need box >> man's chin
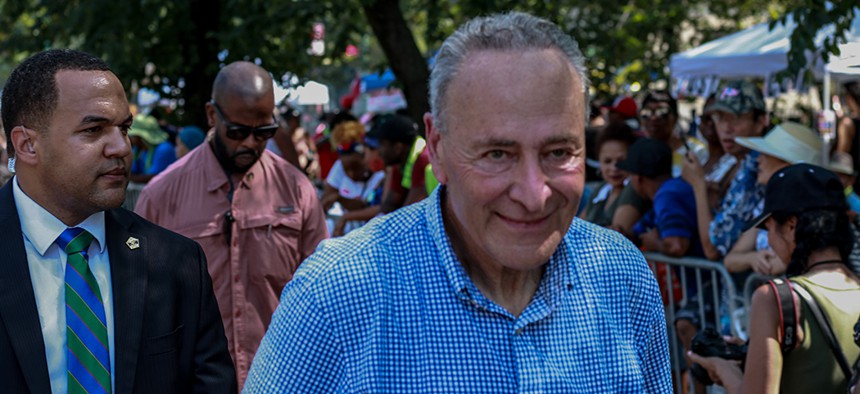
[232,154,260,172]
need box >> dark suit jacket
[0,182,237,393]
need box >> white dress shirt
[13,177,115,394]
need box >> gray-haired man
[245,12,670,392]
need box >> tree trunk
[182,0,222,128]
[361,0,430,133]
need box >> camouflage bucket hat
[706,80,765,116]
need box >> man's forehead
[55,69,121,91]
[448,49,582,105]
[53,69,130,120]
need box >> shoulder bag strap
[792,281,853,379]
[769,278,798,354]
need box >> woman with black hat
[689,163,860,393]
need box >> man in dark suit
[0,49,236,393]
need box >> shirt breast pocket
[238,211,304,281]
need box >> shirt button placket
[230,200,246,370]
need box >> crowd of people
[1,10,859,394]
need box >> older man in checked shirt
[245,12,670,393]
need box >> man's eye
[119,125,131,135]
[486,150,507,160]
[548,149,571,159]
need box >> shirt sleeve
[134,186,159,223]
[654,182,695,240]
[146,143,177,175]
[633,210,656,237]
[638,293,673,393]
[326,160,345,189]
[623,250,672,393]
[243,279,342,393]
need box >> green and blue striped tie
[57,227,111,394]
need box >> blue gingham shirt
[245,188,671,393]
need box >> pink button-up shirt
[135,143,327,387]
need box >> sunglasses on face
[639,107,672,120]
[211,101,279,141]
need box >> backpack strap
[792,281,854,380]
[768,278,798,354]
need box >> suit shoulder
[109,208,200,248]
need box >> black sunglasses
[211,101,279,141]
[639,107,672,120]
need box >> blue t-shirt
[633,178,704,258]
[654,178,705,258]
[131,142,177,176]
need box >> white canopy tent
[670,11,860,98]
[670,11,860,165]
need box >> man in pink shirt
[135,61,328,387]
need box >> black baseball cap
[366,114,417,145]
[615,138,673,178]
[748,163,846,230]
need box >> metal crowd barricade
[643,252,742,394]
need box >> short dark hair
[774,209,854,276]
[642,90,678,118]
[2,49,112,156]
[328,111,358,131]
[595,121,638,155]
[369,114,417,145]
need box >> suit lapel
[106,208,148,394]
[0,182,52,394]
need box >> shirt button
[234,275,240,282]
[515,328,523,335]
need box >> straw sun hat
[735,122,822,165]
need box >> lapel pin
[126,237,140,250]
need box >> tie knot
[56,227,95,255]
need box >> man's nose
[508,158,551,213]
[106,126,132,158]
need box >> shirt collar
[12,177,107,255]
[200,140,268,193]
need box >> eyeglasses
[639,107,672,120]
[211,101,279,141]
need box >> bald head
[212,61,274,103]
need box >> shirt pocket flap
[175,216,226,239]
[239,210,302,231]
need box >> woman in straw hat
[722,122,823,277]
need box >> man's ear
[9,125,38,166]
[424,113,447,185]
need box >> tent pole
[822,69,833,166]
